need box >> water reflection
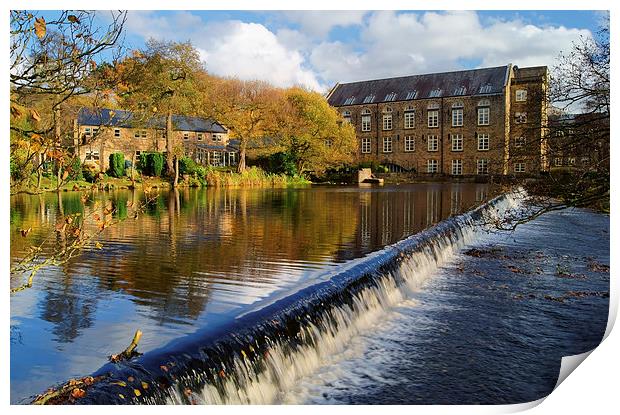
[10,183,491,403]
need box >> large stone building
[71,108,238,171]
[326,64,549,177]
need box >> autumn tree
[274,88,357,176]
[10,10,127,193]
[207,78,281,173]
[112,40,204,177]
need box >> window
[344,96,356,105]
[515,112,527,123]
[429,89,442,98]
[93,127,100,136]
[229,152,236,165]
[454,86,467,96]
[581,157,590,165]
[384,92,397,101]
[361,137,371,153]
[382,108,393,130]
[404,107,415,128]
[428,110,439,128]
[554,157,562,167]
[516,89,527,102]
[114,129,120,138]
[477,159,489,174]
[427,159,438,173]
[383,136,393,153]
[406,91,418,100]
[478,107,490,126]
[324,139,333,147]
[451,159,463,175]
[568,157,576,166]
[451,134,463,151]
[140,130,146,138]
[363,94,376,104]
[211,151,222,166]
[514,136,526,148]
[514,162,526,173]
[197,133,204,141]
[85,150,100,161]
[135,129,146,138]
[404,136,415,152]
[361,109,371,132]
[342,111,352,124]
[213,134,223,142]
[478,133,490,151]
[427,135,438,152]
[452,108,463,127]
[84,127,92,137]
[183,132,189,140]
[479,84,493,94]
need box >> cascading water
[72,190,524,405]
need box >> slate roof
[327,65,510,107]
[77,108,227,133]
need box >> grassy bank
[13,167,309,195]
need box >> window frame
[427,159,438,173]
[476,159,489,174]
[477,133,490,151]
[404,109,415,129]
[427,135,438,152]
[382,136,393,153]
[404,136,415,152]
[382,113,393,131]
[427,110,439,128]
[451,134,463,152]
[361,137,371,154]
[451,159,463,175]
[516,89,528,102]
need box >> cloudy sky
[105,10,603,92]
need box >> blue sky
[40,10,606,92]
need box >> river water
[10,183,490,403]
[9,184,608,405]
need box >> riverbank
[11,167,310,195]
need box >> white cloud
[121,11,592,92]
[197,21,322,90]
[310,11,591,84]
[281,11,367,38]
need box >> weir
[68,190,523,405]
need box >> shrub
[268,152,298,176]
[82,163,99,183]
[108,153,125,178]
[179,156,200,176]
[137,152,165,177]
[138,153,149,174]
[148,152,164,177]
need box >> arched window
[427,102,440,110]
[382,106,393,113]
[361,108,371,115]
[451,102,464,108]
[478,99,490,107]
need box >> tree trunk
[174,156,179,187]
[130,152,136,188]
[237,140,247,173]
[166,111,174,176]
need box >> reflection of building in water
[475,185,488,203]
[402,192,415,237]
[381,197,392,245]
[450,185,463,215]
[359,192,371,248]
[426,188,440,226]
